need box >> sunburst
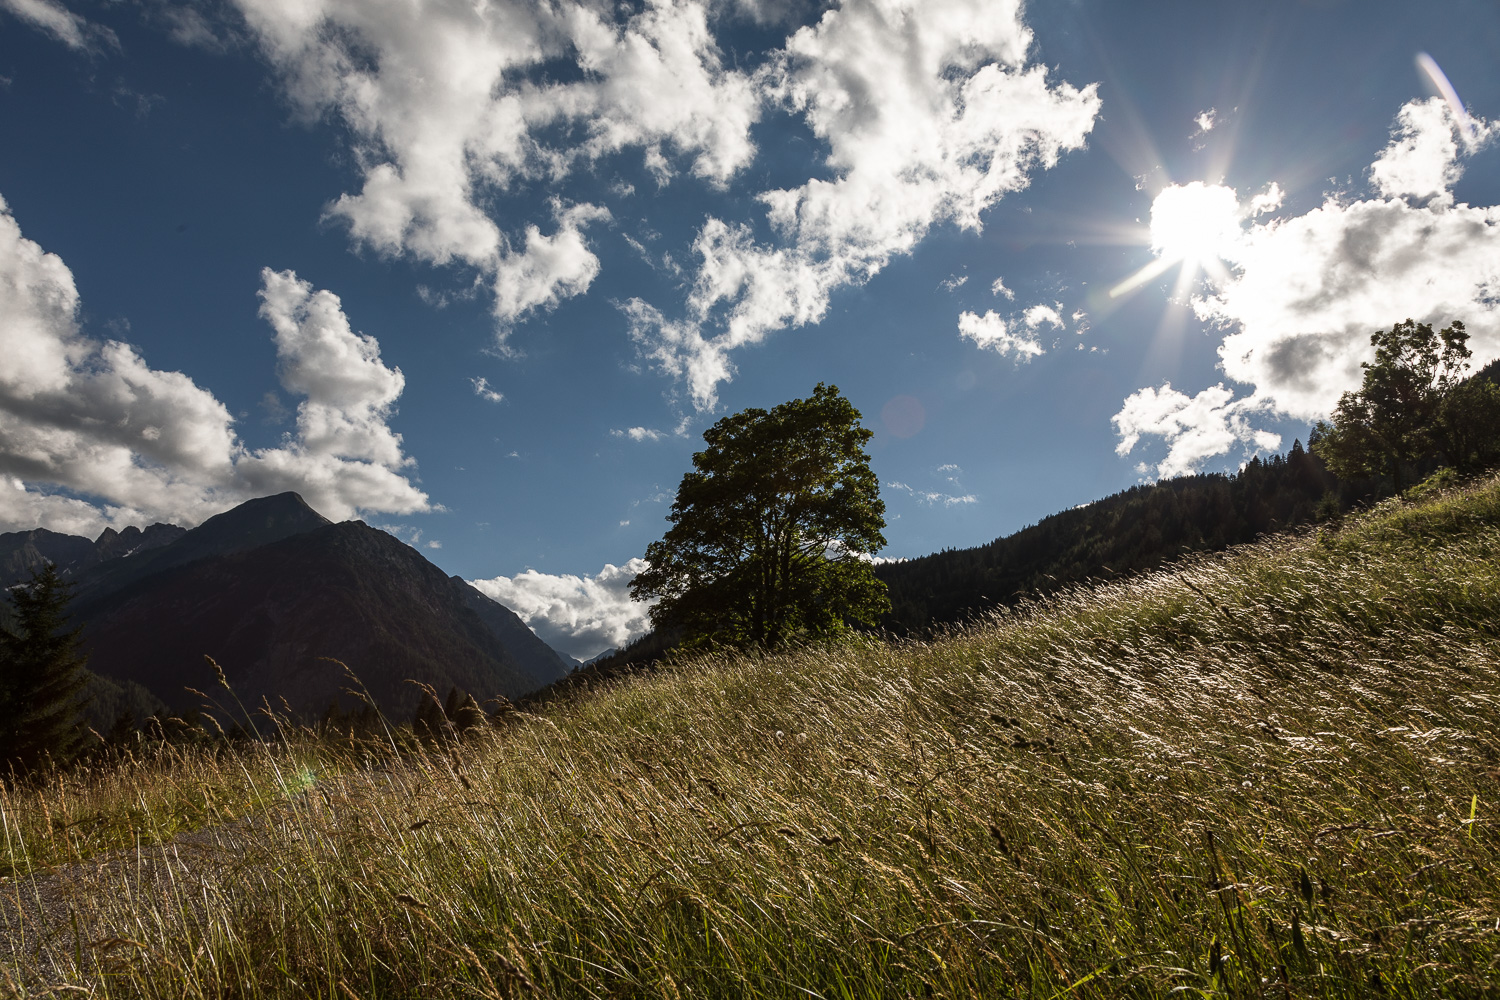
[1109,181,1243,301]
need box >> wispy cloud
[885,480,977,507]
[470,376,504,403]
[0,0,116,52]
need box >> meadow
[2,478,1498,998]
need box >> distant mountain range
[0,494,573,723]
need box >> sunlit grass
[3,476,1498,998]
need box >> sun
[1111,181,1245,300]
[1149,182,1243,272]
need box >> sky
[2,0,1498,660]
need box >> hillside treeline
[875,439,1377,634]
[873,352,1500,636]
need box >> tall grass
[3,480,1499,998]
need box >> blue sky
[2,0,1498,658]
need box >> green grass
[4,477,1499,998]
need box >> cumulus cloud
[1114,97,1500,474]
[0,196,428,534]
[0,0,113,51]
[958,300,1069,359]
[1369,97,1493,206]
[231,0,760,340]
[1022,303,1065,331]
[471,558,654,661]
[957,310,1044,360]
[611,426,665,442]
[1112,383,1280,479]
[216,0,1099,402]
[626,0,1100,408]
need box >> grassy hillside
[4,478,1499,998]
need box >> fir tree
[0,564,92,776]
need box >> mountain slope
[0,523,185,590]
[78,518,572,718]
[70,493,329,609]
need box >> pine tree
[0,564,92,776]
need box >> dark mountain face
[0,523,185,590]
[77,518,572,719]
[1,529,98,589]
[5,492,571,721]
[71,492,328,608]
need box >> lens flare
[1416,52,1477,147]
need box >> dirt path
[0,820,260,980]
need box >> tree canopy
[1313,319,1495,491]
[1,564,92,776]
[631,383,888,649]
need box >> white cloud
[1112,383,1280,479]
[957,309,1044,360]
[0,196,429,534]
[1022,303,1065,331]
[1369,97,1492,207]
[0,0,112,51]
[940,274,968,292]
[471,558,655,661]
[222,0,1098,404]
[1246,182,1284,217]
[1113,97,1500,474]
[256,268,408,468]
[470,376,504,403]
[231,0,761,340]
[991,277,1015,299]
[628,0,1100,408]
[1193,108,1217,136]
[611,426,665,442]
[488,201,612,333]
[885,480,977,507]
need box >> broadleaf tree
[632,383,889,649]
[1314,319,1471,492]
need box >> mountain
[4,493,572,721]
[78,515,572,719]
[0,523,185,590]
[69,493,328,607]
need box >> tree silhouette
[0,564,92,776]
[1314,319,1471,492]
[632,384,888,649]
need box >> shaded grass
[4,478,1500,997]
